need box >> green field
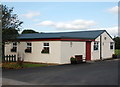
[115,49,120,55]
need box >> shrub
[115,49,120,55]
[70,57,77,64]
[112,54,117,58]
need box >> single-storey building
[5,30,114,64]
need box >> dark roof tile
[17,30,106,40]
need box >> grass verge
[115,49,120,55]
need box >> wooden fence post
[3,54,17,62]
[6,55,8,62]
[15,55,16,62]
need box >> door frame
[86,41,91,61]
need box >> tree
[21,29,39,34]
[113,37,120,49]
[1,4,23,56]
[2,5,23,42]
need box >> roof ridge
[20,30,106,35]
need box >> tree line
[113,37,120,49]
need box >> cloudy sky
[3,2,118,37]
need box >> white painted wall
[91,36,100,60]
[23,41,61,64]
[5,42,18,57]
[5,41,61,64]
[91,31,114,60]
[101,32,114,59]
[60,41,86,64]
[18,42,26,59]
[5,41,86,64]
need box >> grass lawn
[2,62,48,69]
[115,49,120,55]
[23,63,48,68]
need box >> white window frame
[110,42,114,50]
[93,41,99,51]
[11,42,17,52]
[25,42,32,53]
[27,42,32,49]
[43,42,49,47]
[41,42,50,53]
[13,42,17,48]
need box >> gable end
[95,30,113,41]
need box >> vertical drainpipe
[100,35,102,60]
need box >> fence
[2,55,17,62]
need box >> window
[110,42,114,49]
[44,43,49,46]
[94,42,99,50]
[11,42,17,52]
[25,42,32,53]
[104,37,107,40]
[41,43,49,53]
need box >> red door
[86,41,91,61]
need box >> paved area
[2,59,119,85]
[2,78,34,85]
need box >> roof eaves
[60,36,95,40]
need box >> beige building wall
[91,32,114,60]
[60,41,86,64]
[23,41,61,64]
[5,41,86,64]
[101,32,114,59]
[5,41,61,64]
[18,42,26,60]
[91,36,100,60]
[5,42,18,56]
